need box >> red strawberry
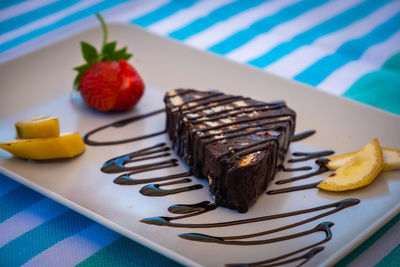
[73,14,144,112]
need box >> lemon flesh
[317,138,384,191]
[0,133,85,160]
[320,147,400,172]
[15,115,60,139]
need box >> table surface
[0,0,399,266]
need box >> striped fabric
[0,0,399,266]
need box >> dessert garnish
[0,133,85,160]
[15,115,59,139]
[73,14,144,112]
[317,138,394,191]
[0,115,85,160]
[317,144,400,172]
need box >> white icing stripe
[0,0,103,45]
[0,198,68,247]
[147,0,235,36]
[317,29,400,95]
[184,0,299,50]
[265,1,400,78]
[0,0,58,23]
[22,223,120,267]
[225,0,362,63]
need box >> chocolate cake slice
[164,89,296,212]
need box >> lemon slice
[15,115,59,139]
[0,133,85,160]
[318,147,400,171]
[317,138,384,191]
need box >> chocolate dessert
[164,89,296,212]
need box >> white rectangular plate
[1,24,399,267]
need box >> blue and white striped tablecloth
[1,0,399,266]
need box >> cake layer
[164,89,296,212]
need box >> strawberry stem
[96,13,107,52]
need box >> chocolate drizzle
[168,201,217,214]
[281,165,313,172]
[179,221,333,245]
[101,143,205,196]
[292,130,316,142]
[226,246,324,267]
[140,178,203,197]
[140,198,359,228]
[84,109,166,146]
[101,143,177,173]
[267,182,321,195]
[288,150,334,163]
[275,166,329,184]
[114,171,191,185]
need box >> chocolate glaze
[267,182,321,195]
[275,166,329,184]
[140,178,203,197]
[84,109,166,146]
[179,221,333,245]
[292,130,316,142]
[288,150,335,163]
[140,198,359,228]
[226,246,324,267]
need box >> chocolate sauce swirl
[140,199,359,228]
[179,221,333,246]
[292,130,316,142]
[168,201,217,214]
[84,109,166,146]
[114,171,191,185]
[275,166,329,184]
[267,182,321,195]
[101,143,177,173]
[281,165,313,172]
[140,178,203,197]
[226,246,324,267]
[288,150,334,163]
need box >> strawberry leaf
[114,47,132,60]
[101,41,116,61]
[73,73,84,90]
[73,63,91,90]
[73,63,90,72]
[81,42,98,63]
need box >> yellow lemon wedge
[317,138,384,191]
[0,133,85,160]
[317,147,400,172]
[15,115,60,139]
